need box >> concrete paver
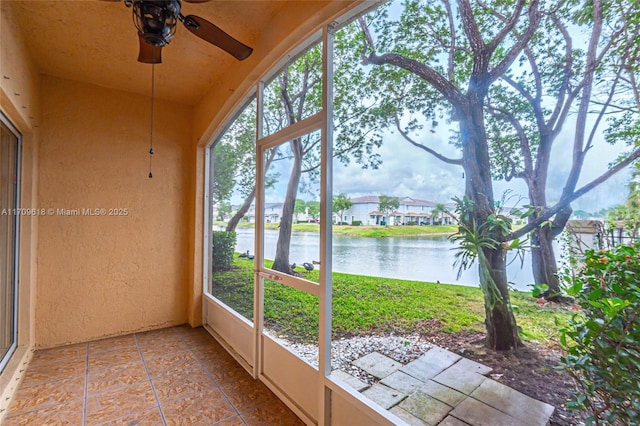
[381,371,425,395]
[419,380,467,407]
[353,351,402,379]
[330,369,369,392]
[470,379,555,425]
[439,416,471,426]
[432,364,487,394]
[350,344,554,426]
[399,389,452,425]
[390,406,429,426]
[401,347,461,381]
[361,383,406,409]
[449,397,528,426]
[453,358,492,375]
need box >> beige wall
[0,1,41,413]
[35,76,193,347]
[0,0,361,349]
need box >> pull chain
[148,63,155,178]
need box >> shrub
[212,231,236,271]
[559,241,640,425]
[351,220,362,226]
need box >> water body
[232,228,541,291]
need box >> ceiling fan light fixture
[132,0,180,47]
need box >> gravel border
[264,331,434,384]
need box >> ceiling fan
[111,0,253,64]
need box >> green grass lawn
[214,221,458,237]
[212,257,572,345]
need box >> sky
[331,123,630,214]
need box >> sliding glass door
[0,114,20,372]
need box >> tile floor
[3,326,304,425]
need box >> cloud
[333,123,629,212]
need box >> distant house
[223,201,314,224]
[265,203,283,223]
[341,196,453,226]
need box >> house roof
[350,195,437,207]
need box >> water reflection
[233,228,538,291]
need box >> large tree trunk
[530,227,559,294]
[460,98,523,350]
[271,139,303,274]
[226,188,255,232]
[530,205,572,299]
[482,246,522,350]
[226,148,278,233]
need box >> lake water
[233,228,541,291]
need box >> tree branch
[487,105,533,177]
[394,115,463,165]
[509,147,640,240]
[489,0,541,82]
[358,17,464,107]
[560,0,602,200]
[443,0,456,82]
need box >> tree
[212,143,236,210]
[306,200,320,220]
[378,195,399,226]
[480,0,640,299]
[269,43,381,274]
[350,0,640,349]
[333,193,352,224]
[210,100,281,233]
[432,203,449,225]
[607,166,640,239]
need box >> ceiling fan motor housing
[132,0,181,47]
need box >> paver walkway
[335,347,554,425]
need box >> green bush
[351,220,362,226]
[559,241,640,425]
[212,231,236,271]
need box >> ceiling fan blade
[182,15,253,61]
[183,0,211,3]
[137,36,163,64]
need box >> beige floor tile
[86,381,157,425]
[135,328,182,346]
[20,357,86,388]
[152,366,218,404]
[143,350,201,378]
[138,339,189,359]
[3,397,84,426]
[6,326,304,426]
[87,361,148,394]
[219,376,277,411]
[88,335,137,354]
[29,343,87,367]
[88,345,142,372]
[241,400,305,426]
[89,407,164,425]
[161,388,237,425]
[7,375,85,416]
[201,357,252,385]
[209,416,247,426]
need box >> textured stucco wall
[35,76,192,347]
[0,2,40,131]
[0,2,41,413]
